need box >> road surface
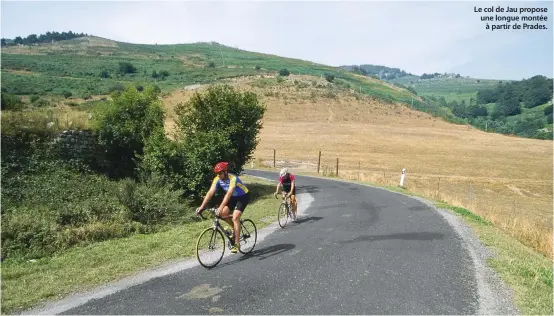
[32,170,516,315]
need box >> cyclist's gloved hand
[196,207,203,215]
[273,192,278,198]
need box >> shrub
[62,90,72,99]
[34,98,51,108]
[99,70,110,78]
[324,73,335,82]
[279,68,290,76]
[109,83,125,93]
[255,65,261,70]
[118,62,137,75]
[30,95,40,103]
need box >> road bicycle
[276,194,294,228]
[196,208,257,268]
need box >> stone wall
[54,130,109,168]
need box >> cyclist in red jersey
[274,168,297,222]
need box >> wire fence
[250,149,553,258]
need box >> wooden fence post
[336,158,339,177]
[317,151,321,173]
[435,177,441,199]
[273,149,276,168]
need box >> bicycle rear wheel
[278,203,289,228]
[239,219,257,254]
[196,228,225,268]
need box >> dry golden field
[162,75,553,258]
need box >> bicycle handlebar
[197,207,218,220]
[197,207,233,220]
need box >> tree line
[341,64,414,80]
[1,31,88,46]
[424,75,553,139]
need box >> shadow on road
[214,243,296,268]
[296,185,320,194]
[338,232,445,244]
[294,216,323,225]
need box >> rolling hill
[1,36,419,106]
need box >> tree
[1,38,6,46]
[92,85,165,179]
[173,85,266,197]
[324,73,335,82]
[14,36,23,45]
[279,68,290,76]
[468,104,488,117]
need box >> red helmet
[214,162,229,173]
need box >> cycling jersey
[211,173,249,196]
[279,174,296,194]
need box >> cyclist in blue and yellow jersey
[196,162,249,253]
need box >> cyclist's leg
[222,198,238,232]
[231,194,249,251]
[290,193,298,219]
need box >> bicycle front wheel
[239,219,257,254]
[196,228,225,268]
[278,203,289,228]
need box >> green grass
[436,203,553,316]
[0,175,277,314]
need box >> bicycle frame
[200,208,233,237]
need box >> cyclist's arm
[199,178,218,210]
[275,181,282,194]
[289,180,295,194]
[219,177,237,209]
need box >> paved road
[61,170,480,315]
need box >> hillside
[1,36,418,107]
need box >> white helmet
[279,168,288,177]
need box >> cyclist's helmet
[279,168,288,177]
[214,162,229,173]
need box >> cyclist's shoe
[230,244,240,253]
[224,229,233,237]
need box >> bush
[117,177,182,225]
[62,90,72,99]
[171,84,265,198]
[207,61,216,68]
[324,73,335,82]
[279,68,290,76]
[255,65,261,70]
[99,70,110,78]
[108,83,125,93]
[34,98,51,108]
[30,95,40,103]
[0,93,23,111]
[91,85,165,179]
[118,62,137,75]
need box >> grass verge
[0,175,277,315]
[436,202,553,316]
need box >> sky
[1,0,553,80]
